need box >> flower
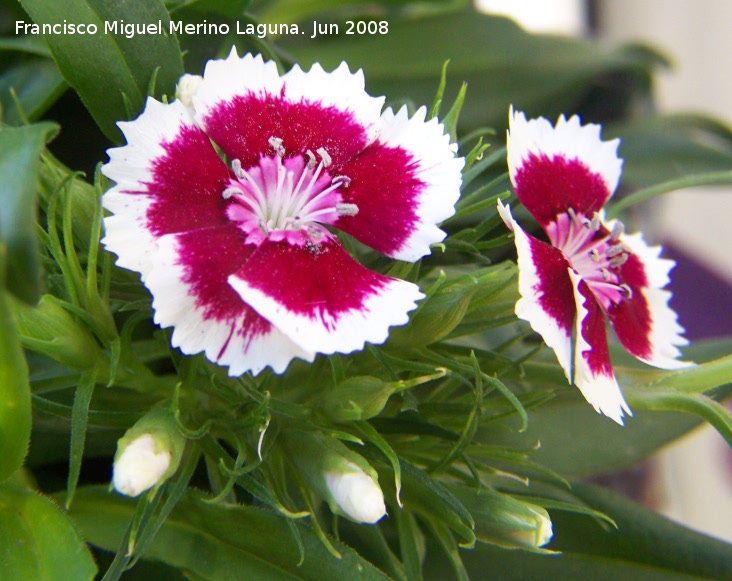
[101,49,462,376]
[112,433,171,497]
[498,108,691,424]
[325,461,387,524]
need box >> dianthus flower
[498,108,691,424]
[102,50,463,375]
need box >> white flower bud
[112,433,171,497]
[325,461,386,524]
[175,74,203,108]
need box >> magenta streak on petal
[525,233,576,338]
[201,92,369,170]
[607,253,654,361]
[144,124,231,238]
[514,153,612,227]
[575,278,615,378]
[231,236,387,330]
[174,224,272,348]
[334,142,425,257]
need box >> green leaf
[0,122,58,304]
[0,58,67,126]
[552,482,732,579]
[280,9,664,132]
[0,478,97,580]
[19,0,184,142]
[477,389,700,479]
[609,114,732,189]
[257,0,459,24]
[0,287,32,483]
[68,486,390,580]
[479,339,732,479]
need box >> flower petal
[193,50,380,168]
[568,269,631,425]
[608,229,692,370]
[228,236,423,355]
[335,106,463,261]
[507,107,622,227]
[498,201,575,381]
[102,97,230,276]
[146,225,314,375]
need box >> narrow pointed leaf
[18,0,183,142]
[68,486,390,580]
[0,122,58,304]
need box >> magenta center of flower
[222,137,357,244]
[546,210,632,311]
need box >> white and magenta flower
[101,50,463,375]
[498,108,691,424]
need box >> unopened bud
[11,295,104,370]
[325,461,386,524]
[280,431,386,524]
[175,74,203,108]
[505,504,553,549]
[450,485,553,549]
[112,407,185,497]
[113,433,171,497]
[319,370,447,423]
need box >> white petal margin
[568,269,632,425]
[192,48,283,127]
[507,106,623,198]
[377,105,464,262]
[618,229,693,370]
[229,275,424,356]
[282,61,385,145]
[146,233,315,376]
[497,200,573,382]
[102,98,195,277]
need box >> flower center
[546,209,632,310]
[222,137,357,244]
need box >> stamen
[222,186,240,200]
[620,283,633,298]
[581,212,601,231]
[609,253,629,268]
[268,136,285,157]
[316,147,332,168]
[588,248,601,262]
[305,149,317,169]
[590,212,601,231]
[336,203,359,216]
[611,220,624,241]
[601,268,611,282]
[567,207,580,227]
[606,244,626,258]
[331,175,351,188]
[231,158,246,179]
